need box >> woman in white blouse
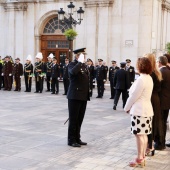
[124,57,153,168]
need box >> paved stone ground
[0,80,170,170]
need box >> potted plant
[166,42,170,54]
[64,29,78,41]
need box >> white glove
[9,74,12,76]
[78,53,85,63]
[103,79,106,82]
[1,73,3,76]
[58,77,60,80]
[20,76,21,78]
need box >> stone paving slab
[0,81,170,170]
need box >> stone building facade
[0,0,170,66]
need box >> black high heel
[146,149,155,156]
[151,149,155,156]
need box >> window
[43,17,72,34]
[47,40,69,49]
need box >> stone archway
[34,11,72,63]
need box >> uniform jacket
[109,66,119,81]
[34,62,45,77]
[96,65,107,80]
[3,61,13,76]
[45,62,53,77]
[124,74,153,117]
[113,68,130,90]
[88,65,95,80]
[67,59,90,101]
[51,64,60,78]
[13,63,23,77]
[63,64,69,79]
[0,62,3,74]
[159,66,170,110]
[24,63,33,76]
[126,66,135,84]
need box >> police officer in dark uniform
[3,56,13,91]
[125,59,135,86]
[45,53,53,92]
[96,59,107,98]
[51,57,60,94]
[34,52,45,93]
[87,58,95,97]
[13,58,23,91]
[24,55,33,92]
[109,60,119,99]
[67,48,90,147]
[63,58,70,95]
[113,62,130,110]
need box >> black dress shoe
[63,93,66,95]
[46,90,50,92]
[113,105,116,110]
[68,142,81,147]
[96,96,102,98]
[24,90,29,92]
[40,91,42,93]
[77,140,87,145]
[51,92,55,94]
[166,143,170,147]
[34,91,39,93]
[110,97,114,99]
[14,89,18,91]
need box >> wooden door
[41,35,72,63]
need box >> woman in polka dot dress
[124,57,153,168]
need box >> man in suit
[67,48,90,147]
[3,56,13,91]
[63,58,70,95]
[113,62,130,110]
[96,59,107,98]
[87,58,95,97]
[51,57,60,94]
[45,53,53,92]
[154,56,170,150]
[0,56,3,90]
[13,58,23,91]
[109,60,119,99]
[126,59,135,86]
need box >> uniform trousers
[0,75,2,89]
[110,80,115,98]
[63,78,69,94]
[4,75,12,90]
[24,75,32,91]
[35,76,44,92]
[114,89,128,107]
[46,76,52,91]
[52,78,59,93]
[97,80,104,97]
[14,76,21,90]
[68,99,87,144]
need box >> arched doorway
[41,16,72,64]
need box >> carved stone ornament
[84,0,114,8]
[3,2,28,11]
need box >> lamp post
[58,2,85,26]
[58,2,85,60]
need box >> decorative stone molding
[84,0,114,8]
[3,2,28,11]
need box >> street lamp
[58,2,85,26]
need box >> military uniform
[125,59,135,86]
[109,61,119,99]
[63,61,69,95]
[113,62,130,110]
[96,59,107,98]
[34,61,45,93]
[13,58,23,91]
[51,62,60,94]
[45,61,53,91]
[0,59,3,90]
[87,58,95,97]
[3,57,13,91]
[24,60,33,92]
[67,48,90,147]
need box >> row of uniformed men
[0,53,70,94]
[0,53,135,98]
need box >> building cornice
[3,2,28,11]
[84,0,114,8]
